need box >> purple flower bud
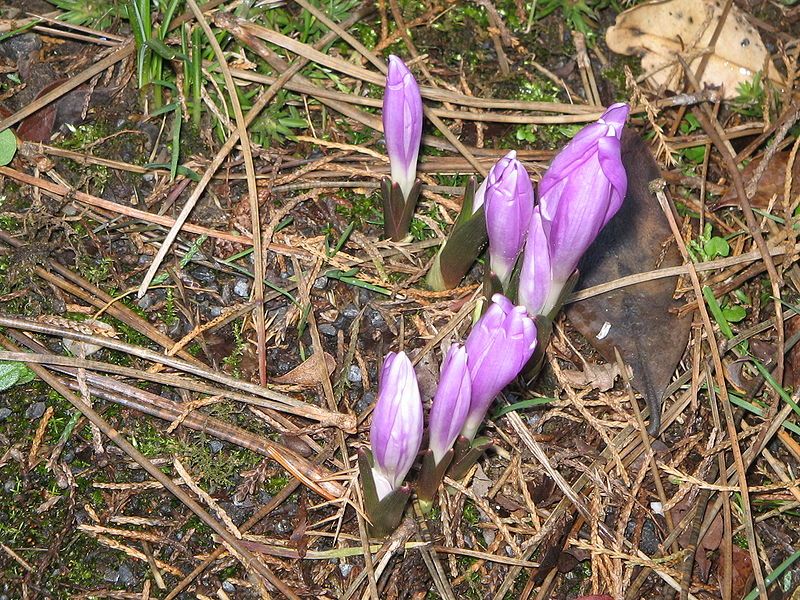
[538,103,629,284]
[518,207,555,316]
[428,344,471,464]
[484,151,535,287]
[369,351,423,500]
[383,56,423,202]
[461,294,537,439]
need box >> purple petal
[428,344,471,464]
[484,152,534,286]
[370,351,423,490]
[518,208,553,317]
[461,295,537,439]
[545,154,614,281]
[382,56,423,201]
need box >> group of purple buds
[359,294,536,534]
[370,54,630,535]
[490,103,630,320]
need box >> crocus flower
[461,294,537,440]
[370,351,423,500]
[428,344,471,464]
[383,55,423,202]
[484,151,535,287]
[537,103,628,287]
[517,207,554,316]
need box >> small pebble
[274,518,293,535]
[354,392,374,414]
[338,561,354,577]
[117,564,135,586]
[3,480,16,493]
[209,440,224,453]
[347,365,362,383]
[367,309,384,327]
[222,581,236,593]
[313,276,328,289]
[191,266,216,284]
[103,569,118,583]
[319,324,337,337]
[26,401,46,420]
[208,306,223,318]
[342,305,359,319]
[0,408,11,422]
[233,278,250,297]
[136,294,153,310]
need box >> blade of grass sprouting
[751,208,785,224]
[0,18,37,43]
[215,251,298,304]
[145,36,189,62]
[129,0,148,88]
[492,397,555,419]
[743,549,800,600]
[702,285,734,339]
[151,234,208,285]
[170,105,181,180]
[191,25,202,124]
[160,0,182,33]
[297,302,312,338]
[327,222,354,257]
[325,269,390,295]
[728,393,800,436]
[749,357,800,419]
[149,100,179,117]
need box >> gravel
[26,401,46,420]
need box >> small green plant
[222,319,247,376]
[731,72,766,118]
[687,223,730,262]
[533,0,613,36]
[47,0,124,28]
[264,473,291,495]
[0,361,36,391]
[677,114,706,165]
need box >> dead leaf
[471,463,492,498]
[35,494,61,514]
[606,0,784,98]
[36,316,118,358]
[714,151,800,211]
[561,361,621,392]
[785,316,800,390]
[16,80,93,142]
[272,351,336,385]
[566,131,693,435]
[670,495,723,580]
[722,544,754,599]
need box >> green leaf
[0,360,36,391]
[0,129,17,166]
[682,145,706,164]
[702,285,734,339]
[493,396,555,418]
[722,305,746,323]
[704,236,730,258]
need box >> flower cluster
[366,83,630,535]
[360,294,536,532]
[486,103,630,318]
